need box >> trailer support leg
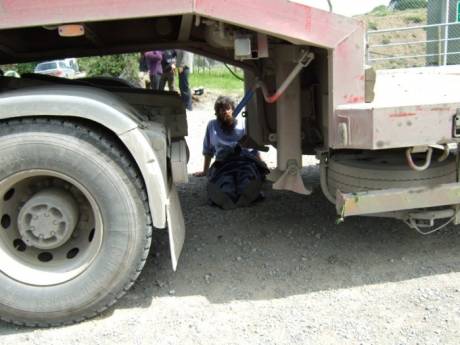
[270,46,311,195]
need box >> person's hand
[193,171,207,177]
[238,135,250,148]
[171,64,176,71]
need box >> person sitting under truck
[194,96,268,209]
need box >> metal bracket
[272,160,312,195]
[405,146,433,171]
[405,209,455,235]
[453,109,460,138]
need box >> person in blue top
[194,96,257,177]
[194,96,268,209]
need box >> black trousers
[149,74,161,90]
[160,70,175,91]
[178,67,192,110]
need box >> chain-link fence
[365,0,460,69]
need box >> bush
[370,5,390,17]
[79,54,139,78]
[393,0,427,10]
[381,37,391,45]
[404,15,424,24]
[16,63,35,74]
[368,21,378,30]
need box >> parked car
[34,60,76,78]
[64,58,86,78]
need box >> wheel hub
[17,188,79,250]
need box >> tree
[16,63,35,74]
[79,54,138,78]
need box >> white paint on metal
[170,140,189,184]
[0,86,140,134]
[121,126,169,229]
[166,184,185,271]
[360,65,460,106]
[272,47,311,195]
[275,47,302,171]
[332,65,460,150]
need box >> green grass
[189,69,244,92]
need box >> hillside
[357,8,427,69]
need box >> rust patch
[430,107,451,112]
[344,95,365,104]
[389,112,416,118]
[304,7,312,32]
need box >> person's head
[214,96,235,128]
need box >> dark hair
[214,96,235,116]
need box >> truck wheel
[0,119,152,326]
[327,152,457,196]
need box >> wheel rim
[0,170,103,286]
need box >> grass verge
[189,68,244,93]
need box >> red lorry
[0,0,459,326]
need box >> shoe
[236,180,262,207]
[208,183,236,210]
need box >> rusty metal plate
[337,182,460,217]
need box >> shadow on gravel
[116,166,460,310]
[2,166,459,331]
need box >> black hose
[224,63,244,81]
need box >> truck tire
[327,153,457,196]
[0,118,152,326]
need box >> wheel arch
[0,88,169,229]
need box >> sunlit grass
[188,68,244,92]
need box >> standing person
[176,50,193,110]
[159,49,177,91]
[194,96,268,209]
[138,52,149,88]
[144,51,163,90]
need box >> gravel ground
[1,92,460,344]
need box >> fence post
[444,0,451,65]
[438,25,442,65]
[365,30,370,65]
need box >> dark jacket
[161,50,177,73]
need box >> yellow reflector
[58,24,85,37]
